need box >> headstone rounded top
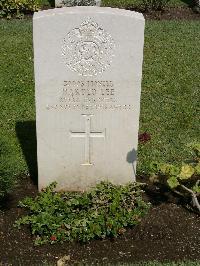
[33,7,144,21]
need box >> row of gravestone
[55,0,101,7]
[34,6,145,191]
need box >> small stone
[57,255,70,266]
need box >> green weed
[15,181,150,245]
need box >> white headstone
[34,7,145,191]
[55,0,101,8]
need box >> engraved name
[46,80,134,111]
[60,80,115,103]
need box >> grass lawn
[0,19,199,184]
[109,263,200,266]
[138,20,200,173]
[0,20,34,181]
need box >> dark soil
[143,7,200,20]
[0,177,200,265]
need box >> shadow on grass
[47,0,54,7]
[181,0,197,7]
[15,121,38,186]
[181,0,196,7]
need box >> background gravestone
[34,7,145,191]
[55,0,101,8]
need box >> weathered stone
[55,0,101,8]
[33,7,145,191]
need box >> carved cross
[70,114,105,165]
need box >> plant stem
[181,184,200,212]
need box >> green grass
[21,261,200,265]
[96,263,200,266]
[39,261,200,265]
[37,260,200,265]
[0,20,199,187]
[138,21,200,173]
[0,20,34,181]
[93,263,200,266]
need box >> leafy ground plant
[149,144,200,212]
[140,0,170,11]
[0,0,41,19]
[15,181,150,245]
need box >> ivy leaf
[167,176,180,189]
[159,164,171,175]
[179,165,195,180]
[149,162,159,173]
[195,163,200,175]
[169,165,180,176]
[192,184,200,193]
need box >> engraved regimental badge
[62,18,115,77]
